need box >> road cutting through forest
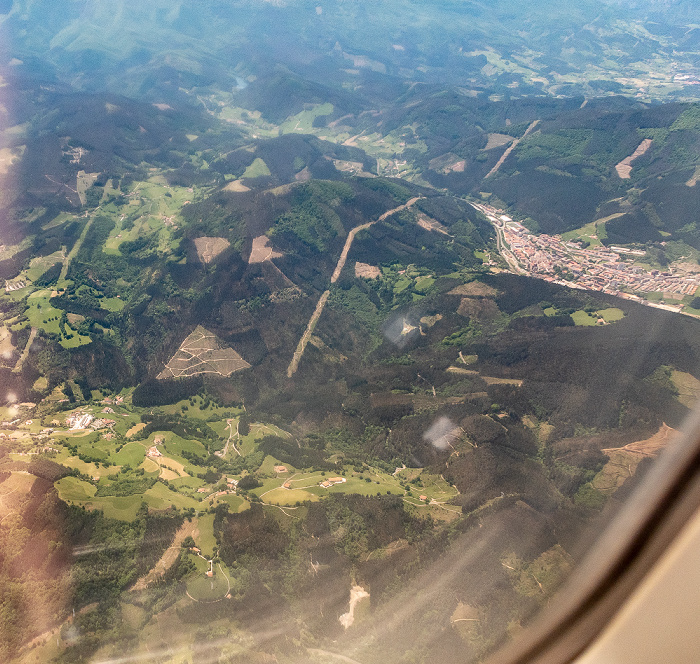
[287,196,422,377]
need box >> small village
[472,202,700,313]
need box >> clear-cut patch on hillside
[355,261,381,278]
[615,138,652,179]
[249,235,283,263]
[157,325,250,379]
[193,236,230,263]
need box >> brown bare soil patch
[484,133,514,150]
[249,235,283,264]
[67,313,85,325]
[223,179,250,192]
[593,423,678,494]
[157,456,189,478]
[449,282,497,297]
[428,152,465,174]
[615,139,652,179]
[158,325,250,379]
[685,165,700,187]
[131,518,200,591]
[457,297,500,320]
[370,392,466,410]
[0,472,36,520]
[159,467,180,481]
[126,422,147,438]
[482,376,523,386]
[417,214,451,235]
[603,423,678,457]
[193,236,230,264]
[355,262,381,278]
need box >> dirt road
[287,196,422,377]
[131,518,200,591]
[13,326,37,373]
[484,120,539,179]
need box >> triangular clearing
[157,325,250,379]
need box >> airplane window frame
[486,406,700,664]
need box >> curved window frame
[487,407,700,664]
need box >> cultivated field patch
[249,235,283,263]
[132,518,201,591]
[571,310,597,326]
[615,139,652,179]
[263,488,319,505]
[671,370,700,408]
[593,423,678,495]
[484,133,514,150]
[55,476,97,503]
[448,282,497,297]
[126,422,147,438]
[194,513,217,557]
[0,472,36,517]
[223,179,251,192]
[158,325,250,379]
[85,495,144,521]
[241,157,271,179]
[355,262,381,279]
[193,236,230,264]
[598,307,624,322]
[186,567,230,602]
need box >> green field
[415,472,460,502]
[262,488,319,505]
[102,180,195,255]
[144,482,201,510]
[571,310,597,326]
[169,476,206,491]
[10,289,92,348]
[279,103,334,134]
[21,291,61,334]
[55,476,98,502]
[217,494,250,512]
[100,296,125,312]
[241,157,271,179]
[88,494,144,521]
[186,563,230,601]
[111,441,147,466]
[195,513,217,557]
[671,370,700,409]
[414,276,435,294]
[258,454,294,476]
[561,219,608,247]
[24,251,64,282]
[598,307,624,322]
[61,456,121,478]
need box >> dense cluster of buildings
[65,411,116,431]
[473,202,700,309]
